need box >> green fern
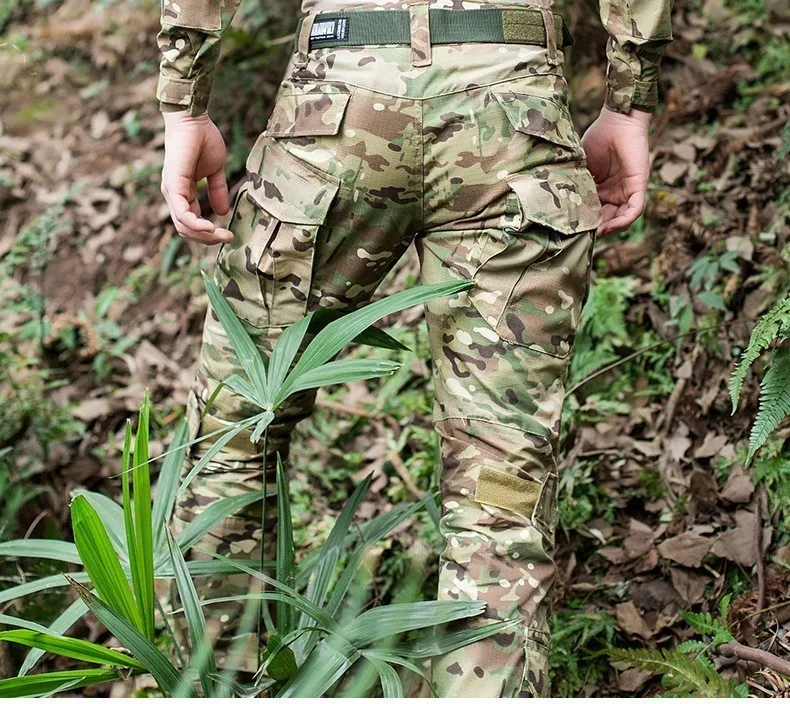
[681,610,733,647]
[729,295,790,412]
[676,640,707,654]
[609,647,744,698]
[748,346,790,463]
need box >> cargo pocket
[161,0,221,30]
[474,465,558,545]
[216,137,340,328]
[470,163,600,359]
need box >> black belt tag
[310,18,350,43]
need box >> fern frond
[682,611,718,636]
[718,594,732,621]
[677,640,707,653]
[748,346,790,464]
[730,295,790,412]
[609,647,743,697]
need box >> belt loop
[296,12,317,70]
[410,4,432,67]
[540,9,559,67]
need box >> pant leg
[418,69,601,697]
[173,64,423,672]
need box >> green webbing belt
[296,8,574,51]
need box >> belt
[296,7,574,52]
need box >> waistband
[295,7,574,52]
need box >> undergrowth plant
[0,275,510,696]
[729,294,790,463]
[609,596,748,698]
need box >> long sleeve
[156,0,243,115]
[598,0,673,113]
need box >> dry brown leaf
[657,532,713,567]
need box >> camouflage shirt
[157,0,672,116]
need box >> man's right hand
[161,111,234,245]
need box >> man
[158,0,671,695]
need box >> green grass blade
[0,615,56,634]
[277,280,472,402]
[361,652,403,698]
[267,315,313,403]
[343,600,488,646]
[202,271,268,403]
[283,359,401,397]
[68,578,182,696]
[176,491,265,554]
[131,393,155,639]
[277,637,356,698]
[0,539,81,564]
[194,553,341,634]
[71,495,143,632]
[152,419,189,553]
[121,420,143,641]
[0,629,142,669]
[367,619,517,659]
[223,373,263,407]
[175,413,266,499]
[325,497,432,618]
[302,474,372,614]
[275,455,295,636]
[166,529,217,696]
[0,573,89,606]
[18,599,90,676]
[0,669,119,697]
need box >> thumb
[206,169,230,216]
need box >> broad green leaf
[222,373,262,407]
[342,600,488,646]
[152,419,189,553]
[307,309,409,352]
[275,455,295,636]
[71,490,128,558]
[0,669,119,697]
[202,271,268,402]
[131,392,155,639]
[0,539,81,564]
[18,599,91,676]
[166,529,217,696]
[68,579,182,696]
[176,491,265,554]
[277,280,471,402]
[0,629,141,670]
[283,359,401,397]
[71,495,143,632]
[260,634,298,682]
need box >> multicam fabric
[174,34,602,696]
[157,0,672,116]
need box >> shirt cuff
[156,74,213,116]
[604,72,660,114]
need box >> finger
[171,193,215,233]
[207,169,230,216]
[173,220,231,245]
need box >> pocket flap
[265,91,352,138]
[492,90,579,149]
[506,164,601,235]
[246,141,340,225]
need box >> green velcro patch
[474,466,540,519]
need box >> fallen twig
[718,641,790,677]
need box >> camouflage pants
[175,1,601,696]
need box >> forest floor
[1,0,790,696]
